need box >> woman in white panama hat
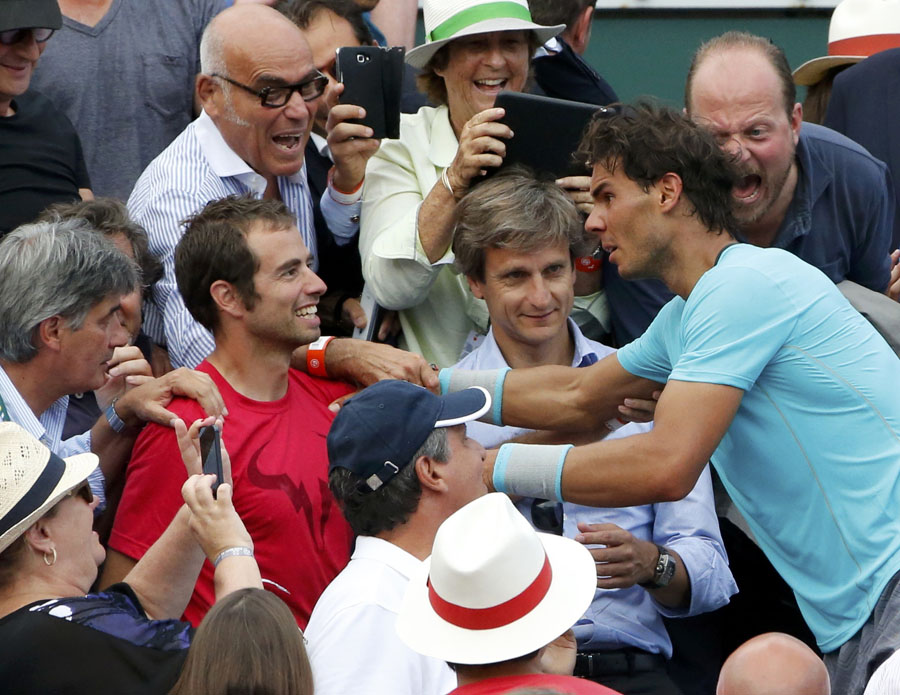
[0,420,262,695]
[359,0,564,368]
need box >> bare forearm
[417,181,459,263]
[369,0,418,48]
[214,556,263,600]
[124,506,205,620]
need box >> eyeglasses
[65,481,93,505]
[211,72,328,108]
[0,27,55,46]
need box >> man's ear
[210,280,245,320]
[790,101,803,144]
[466,274,486,301]
[36,316,65,354]
[415,455,447,494]
[657,172,684,212]
[196,73,222,118]
[566,5,594,55]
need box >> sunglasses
[0,27,55,46]
[65,481,93,504]
[211,71,328,108]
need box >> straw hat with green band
[406,0,565,69]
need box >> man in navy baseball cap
[306,379,491,695]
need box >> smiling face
[301,8,364,136]
[204,21,321,183]
[687,47,801,236]
[468,242,575,352]
[586,162,672,281]
[435,30,531,131]
[58,294,131,393]
[0,29,48,115]
[240,222,327,351]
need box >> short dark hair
[452,167,590,282]
[528,0,593,31]
[685,31,796,120]
[328,428,449,536]
[175,195,296,333]
[448,650,541,674]
[39,197,163,297]
[278,0,373,45]
[577,101,739,236]
[417,31,542,107]
[169,588,313,695]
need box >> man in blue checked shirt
[129,3,375,369]
[450,170,736,695]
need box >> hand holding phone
[199,425,224,498]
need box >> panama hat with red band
[793,0,900,86]
[405,0,564,69]
[396,492,596,664]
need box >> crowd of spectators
[1,0,899,694]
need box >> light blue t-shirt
[617,243,900,652]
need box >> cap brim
[406,20,565,69]
[396,531,596,664]
[0,451,98,553]
[792,54,864,86]
[435,386,491,427]
[0,0,62,32]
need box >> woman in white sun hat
[359,0,564,368]
[0,420,261,695]
[396,493,621,694]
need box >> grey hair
[199,19,227,76]
[329,427,450,536]
[0,219,138,363]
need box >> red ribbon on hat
[829,33,900,57]
[426,553,553,630]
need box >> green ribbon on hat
[427,1,533,43]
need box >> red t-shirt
[108,361,355,629]
[451,674,622,695]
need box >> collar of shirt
[351,536,424,581]
[773,127,831,248]
[473,318,615,370]
[536,36,562,58]
[0,363,67,452]
[194,109,308,196]
[310,131,331,160]
[428,105,460,170]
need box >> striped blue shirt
[128,111,317,369]
[0,364,105,508]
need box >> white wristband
[493,443,573,502]
[213,546,254,567]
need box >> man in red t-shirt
[102,195,355,628]
[396,493,622,695]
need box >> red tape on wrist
[576,256,602,272]
[426,553,552,629]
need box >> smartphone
[352,283,386,342]
[335,45,404,139]
[199,425,223,498]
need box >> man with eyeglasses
[0,0,93,235]
[128,3,373,370]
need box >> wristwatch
[639,544,677,589]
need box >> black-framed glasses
[65,481,93,505]
[211,72,328,108]
[0,27,55,46]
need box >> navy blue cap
[327,380,490,493]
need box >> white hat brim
[406,20,566,69]
[396,531,597,664]
[0,451,98,553]
[792,54,864,86]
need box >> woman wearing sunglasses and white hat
[359,0,564,368]
[0,420,261,695]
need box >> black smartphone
[335,45,404,139]
[199,425,223,498]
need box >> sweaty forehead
[689,48,787,121]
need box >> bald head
[717,633,830,695]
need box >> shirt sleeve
[845,160,894,292]
[319,183,361,245]
[358,125,455,311]
[650,465,737,618]
[616,298,680,383]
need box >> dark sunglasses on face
[65,481,93,505]
[0,27,55,45]
[211,71,329,108]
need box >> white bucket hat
[396,492,596,665]
[406,0,565,69]
[793,0,900,85]
[0,422,98,554]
